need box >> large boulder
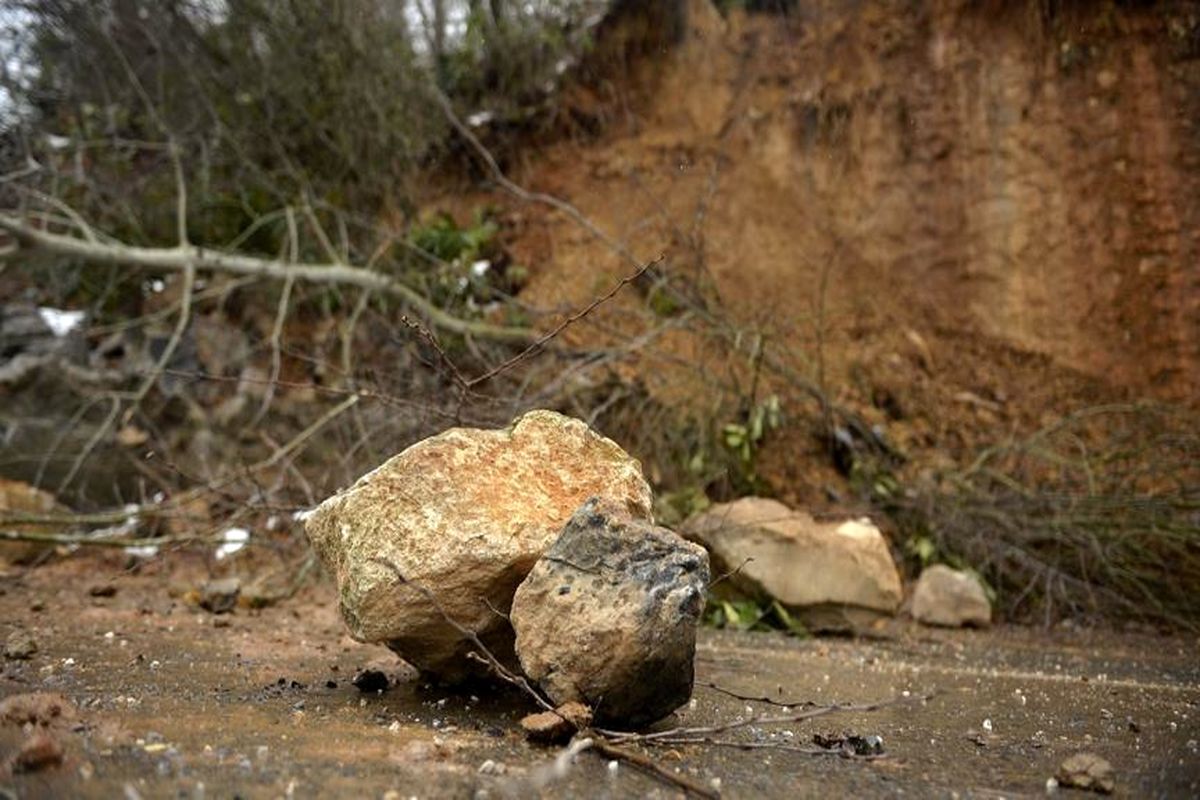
[682,497,902,630]
[304,410,652,681]
[910,564,992,628]
[511,498,709,728]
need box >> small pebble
[13,733,64,773]
[4,629,38,660]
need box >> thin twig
[368,557,554,711]
[589,738,720,800]
[698,681,812,709]
[465,254,663,389]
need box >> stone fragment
[519,701,593,744]
[12,732,64,773]
[1057,752,1115,794]
[199,577,241,614]
[911,564,992,628]
[0,692,77,728]
[511,498,709,728]
[351,669,390,693]
[682,498,902,629]
[4,628,38,660]
[305,410,652,682]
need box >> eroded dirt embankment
[516,0,1200,398]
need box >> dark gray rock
[199,577,241,614]
[511,498,710,729]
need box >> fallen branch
[589,738,720,799]
[0,529,211,549]
[0,213,534,343]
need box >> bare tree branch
[0,213,535,343]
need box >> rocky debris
[519,701,593,744]
[812,732,885,757]
[511,498,709,728]
[199,577,241,614]
[910,564,992,628]
[4,628,38,660]
[0,692,77,728]
[304,409,653,682]
[351,669,390,693]
[682,498,902,630]
[11,732,65,773]
[1056,752,1115,794]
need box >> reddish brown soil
[433,0,1200,505]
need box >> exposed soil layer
[434,0,1199,505]
[2,555,1197,798]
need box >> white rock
[911,564,992,628]
[682,498,903,627]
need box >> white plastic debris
[470,259,491,278]
[124,545,159,559]
[214,528,250,560]
[37,307,85,337]
[466,110,494,127]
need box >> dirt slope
[420,0,1200,518]
[514,0,1199,397]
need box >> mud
[1,556,1197,798]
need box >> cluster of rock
[306,409,992,729]
[683,497,991,631]
[305,410,708,727]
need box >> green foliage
[720,394,781,493]
[403,209,527,321]
[410,212,498,264]
[653,485,712,529]
[705,598,808,636]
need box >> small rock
[199,577,241,614]
[304,409,653,682]
[88,584,117,598]
[812,732,885,756]
[351,669,390,693]
[911,565,991,628]
[519,701,593,744]
[4,628,38,660]
[12,732,64,772]
[1056,752,1115,794]
[682,498,902,631]
[512,498,709,728]
[0,692,77,727]
[477,759,507,775]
